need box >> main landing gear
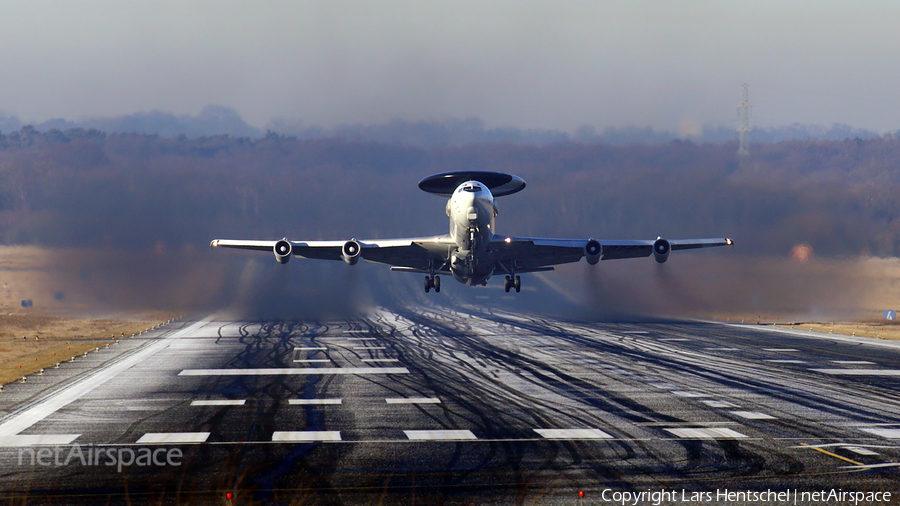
[504,275,521,293]
[425,275,441,293]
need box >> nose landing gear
[503,275,521,293]
[425,275,441,293]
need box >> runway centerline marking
[361,358,399,363]
[765,359,806,364]
[534,428,612,439]
[664,427,748,439]
[190,400,246,406]
[844,446,880,456]
[860,428,900,438]
[0,317,214,438]
[763,348,800,352]
[730,411,776,420]
[385,397,440,404]
[670,390,706,397]
[404,430,477,441]
[272,431,341,442]
[288,399,342,405]
[179,367,410,376]
[831,360,875,365]
[701,400,737,408]
[137,432,210,444]
[811,369,900,376]
[0,434,80,446]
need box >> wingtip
[725,238,734,246]
[210,239,218,249]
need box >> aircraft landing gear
[514,275,521,292]
[424,275,441,293]
[504,275,521,293]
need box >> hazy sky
[2,1,899,133]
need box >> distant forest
[0,125,898,259]
[0,107,886,147]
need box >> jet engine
[653,237,670,263]
[584,238,602,265]
[342,240,362,265]
[273,239,292,264]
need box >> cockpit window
[462,184,482,193]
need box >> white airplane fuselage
[446,180,497,286]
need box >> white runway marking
[361,358,399,363]
[191,400,246,406]
[763,348,799,352]
[701,400,737,408]
[671,390,706,397]
[288,399,342,405]
[179,367,409,376]
[293,359,331,363]
[705,347,740,351]
[812,369,900,376]
[831,360,875,365]
[385,397,441,404]
[659,338,689,342]
[534,428,612,439]
[844,446,880,456]
[272,431,341,442]
[765,359,806,364]
[354,346,386,350]
[665,427,748,439]
[730,411,776,420]
[0,434,80,446]
[348,337,378,341]
[0,317,214,438]
[861,428,900,438]
[842,462,900,470]
[294,347,326,351]
[137,432,210,444]
[404,430,477,440]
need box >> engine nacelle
[273,239,292,264]
[342,240,362,265]
[653,237,670,263]
[584,238,602,265]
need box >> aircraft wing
[211,235,732,271]
[210,236,457,269]
[490,236,733,269]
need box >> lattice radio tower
[737,84,751,155]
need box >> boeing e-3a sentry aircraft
[211,171,733,293]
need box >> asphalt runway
[2,307,900,505]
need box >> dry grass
[0,315,169,385]
[773,320,900,341]
[0,245,181,385]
